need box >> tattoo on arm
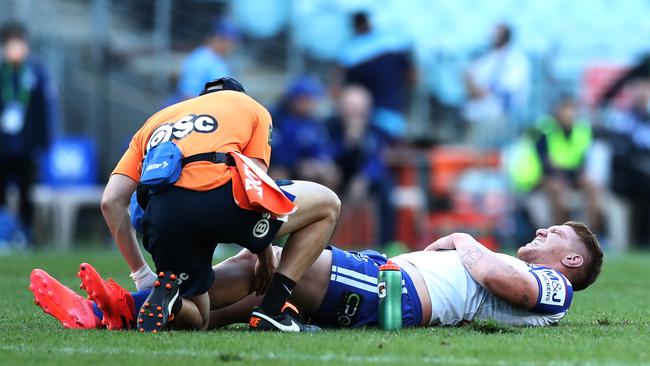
[458,246,485,270]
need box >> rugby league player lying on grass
[30,221,602,330]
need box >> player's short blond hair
[565,221,603,291]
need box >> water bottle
[378,260,402,330]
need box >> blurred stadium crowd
[1,0,649,252]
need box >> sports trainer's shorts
[142,180,295,297]
[310,246,422,328]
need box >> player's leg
[29,268,101,329]
[209,294,261,328]
[208,246,333,329]
[78,263,136,330]
[208,248,258,310]
[165,291,210,330]
[251,181,340,330]
[30,244,333,331]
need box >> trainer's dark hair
[200,77,246,95]
[565,221,603,291]
[0,21,27,45]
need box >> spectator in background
[534,95,601,232]
[603,80,650,245]
[334,11,414,140]
[270,76,339,189]
[177,19,238,100]
[0,22,54,237]
[464,23,531,145]
[326,85,395,247]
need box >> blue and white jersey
[395,251,573,326]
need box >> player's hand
[424,235,456,251]
[253,246,279,296]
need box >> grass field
[1,249,649,366]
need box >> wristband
[129,263,157,291]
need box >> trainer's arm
[426,233,539,310]
[101,174,146,273]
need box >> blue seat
[34,136,102,248]
[40,136,98,187]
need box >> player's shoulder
[495,253,531,271]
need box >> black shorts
[141,181,289,297]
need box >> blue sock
[90,289,152,321]
[131,289,152,315]
[91,302,103,320]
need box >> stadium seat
[33,136,103,248]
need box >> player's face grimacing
[517,225,580,264]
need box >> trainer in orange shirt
[101,77,340,333]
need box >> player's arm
[426,233,539,310]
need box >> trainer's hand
[253,246,278,296]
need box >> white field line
[0,344,646,366]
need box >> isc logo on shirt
[147,114,218,152]
[532,268,566,306]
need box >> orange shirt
[112,91,272,191]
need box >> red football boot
[77,263,136,330]
[29,269,100,329]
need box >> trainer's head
[517,221,603,291]
[200,77,245,95]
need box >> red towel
[229,152,296,217]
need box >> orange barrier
[428,212,499,251]
[331,201,376,249]
[429,146,500,197]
